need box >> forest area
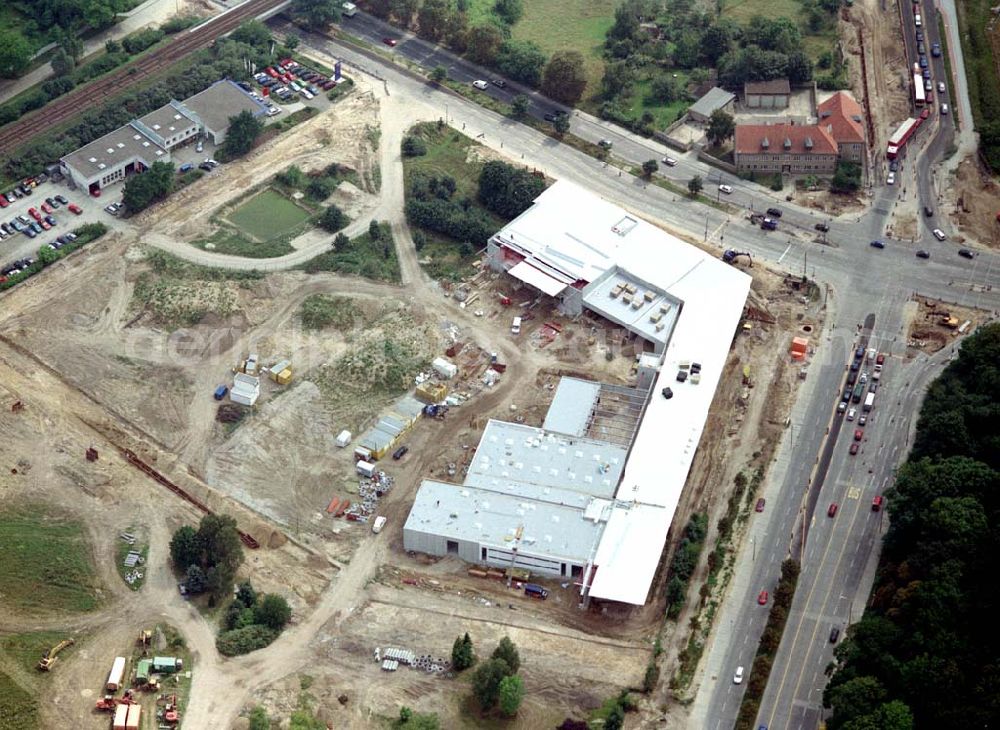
[823,323,1000,728]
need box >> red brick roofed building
[734,123,839,174]
[817,91,866,163]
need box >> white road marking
[777,243,792,263]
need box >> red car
[758,589,769,605]
[40,202,52,214]
[0,196,7,208]
[755,498,766,513]
[90,188,101,198]
[828,503,838,517]
[39,219,50,230]
[872,495,884,511]
[68,203,82,214]
[876,353,885,365]
[28,207,41,221]
[849,443,859,455]
[382,37,398,46]
[854,429,863,441]
[265,67,280,78]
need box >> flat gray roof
[404,479,612,563]
[689,87,736,118]
[61,123,166,181]
[582,266,679,347]
[182,79,267,132]
[543,377,600,437]
[465,420,625,499]
[136,100,198,145]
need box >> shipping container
[336,430,352,447]
[356,461,376,478]
[152,656,182,673]
[125,704,141,729]
[113,704,129,730]
[275,368,292,385]
[431,357,457,379]
[106,656,126,691]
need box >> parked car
[958,249,974,259]
[392,445,409,460]
[828,503,839,518]
[916,250,930,258]
[870,240,885,249]
[44,215,56,227]
[755,498,766,513]
[718,184,733,194]
[766,207,782,217]
[28,207,41,221]
[814,222,829,232]
[758,590,769,605]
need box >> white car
[941,104,949,115]
[847,408,857,421]
[937,81,946,93]
[266,106,282,117]
[886,171,896,185]
[932,228,947,241]
[472,80,489,90]
[734,666,744,684]
[718,184,733,194]
[662,156,678,166]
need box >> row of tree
[822,323,1000,728]
[217,581,292,656]
[451,633,525,715]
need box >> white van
[372,515,387,533]
[511,316,522,335]
[914,12,922,26]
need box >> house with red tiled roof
[734,123,839,175]
[817,91,866,163]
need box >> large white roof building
[404,182,751,605]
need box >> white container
[106,656,126,691]
[356,461,376,478]
[432,357,457,379]
[336,430,352,448]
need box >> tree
[495,40,547,87]
[650,75,682,104]
[491,636,521,673]
[51,49,73,77]
[745,15,803,55]
[688,175,703,197]
[541,51,587,105]
[472,658,510,709]
[306,176,334,201]
[170,525,200,569]
[403,135,428,156]
[222,110,264,158]
[58,30,84,64]
[122,160,175,213]
[254,593,292,630]
[497,675,524,716]
[277,165,305,187]
[831,160,861,193]
[0,30,33,79]
[706,109,736,147]
[445,10,469,52]
[249,706,270,730]
[195,514,244,599]
[641,159,658,177]
[105,39,122,54]
[466,25,504,65]
[236,581,258,607]
[318,204,349,232]
[510,94,530,118]
[391,0,420,23]
[369,219,383,240]
[452,632,475,670]
[417,0,451,42]
[185,564,208,594]
[494,0,523,24]
[700,20,739,65]
[826,676,887,724]
[553,113,570,137]
[397,706,440,729]
[285,34,301,51]
[477,160,545,218]
[604,704,625,730]
[786,49,814,83]
[38,244,59,266]
[429,65,447,84]
[230,20,272,49]
[285,0,342,27]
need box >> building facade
[734,123,838,174]
[744,79,791,109]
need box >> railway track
[0,0,287,159]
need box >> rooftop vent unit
[88,157,97,163]
[133,134,141,141]
[97,163,106,169]
[106,148,114,154]
[152,124,161,130]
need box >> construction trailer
[125,704,141,729]
[135,659,152,685]
[106,656,127,691]
[431,357,458,379]
[113,704,129,730]
[152,656,183,673]
[336,430,352,448]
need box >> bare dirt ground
[0,69,823,730]
[946,157,1000,248]
[905,295,983,354]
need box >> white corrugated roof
[508,260,568,296]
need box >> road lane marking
[777,243,792,263]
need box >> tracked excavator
[37,639,74,670]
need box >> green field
[0,632,72,674]
[226,189,311,241]
[0,670,37,730]
[0,509,101,614]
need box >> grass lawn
[0,670,37,730]
[627,76,692,129]
[226,189,311,241]
[0,631,74,675]
[299,222,401,282]
[0,508,101,614]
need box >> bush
[216,624,279,656]
[317,204,349,232]
[161,15,202,34]
[42,76,75,99]
[122,28,165,55]
[402,135,427,157]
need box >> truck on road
[863,392,875,412]
[852,381,865,403]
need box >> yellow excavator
[37,639,74,671]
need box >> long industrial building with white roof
[403,181,752,605]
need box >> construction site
[0,54,829,730]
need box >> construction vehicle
[37,638,74,671]
[137,629,152,648]
[722,250,753,267]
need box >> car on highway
[755,498,766,513]
[598,139,614,150]
[958,249,974,259]
[919,56,928,69]
[886,171,896,185]
[829,627,840,643]
[847,370,857,385]
[870,239,885,249]
[491,78,507,88]
[854,429,864,441]
[889,159,899,172]
[718,184,733,194]
[916,250,930,259]
[766,207,782,217]
[847,407,857,421]
[758,590,769,605]
[917,42,925,55]
[472,79,489,90]
[931,42,941,57]
[828,503,839,518]
[814,222,829,232]
[662,156,678,166]
[872,495,884,511]
[859,413,868,426]
[915,29,923,41]
[381,37,398,46]
[734,666,744,684]
[869,380,879,393]
[850,442,859,455]
[843,386,853,401]
[938,81,946,93]
[838,402,847,414]
[543,111,566,122]
[922,68,931,80]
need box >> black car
[958,249,974,259]
[766,207,783,218]
[924,206,933,217]
[199,162,214,171]
[870,240,885,249]
[55,194,68,205]
[916,250,930,259]
[543,111,566,122]
[847,370,857,385]
[889,159,899,172]
[237,81,252,91]
[491,78,507,88]
[829,627,841,644]
[392,445,409,460]
[814,222,829,232]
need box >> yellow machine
[37,639,74,671]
